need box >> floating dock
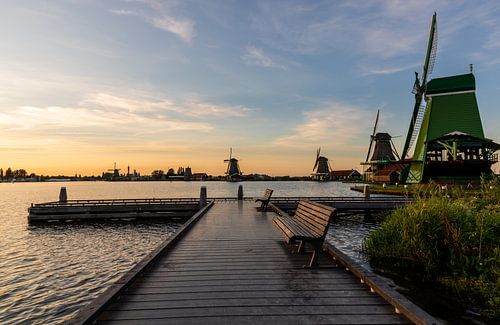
[72,200,438,325]
[28,198,202,222]
[28,189,412,222]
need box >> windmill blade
[401,13,436,159]
[421,12,437,86]
[390,139,401,161]
[365,110,379,162]
[401,95,423,159]
[365,137,375,162]
[313,148,320,171]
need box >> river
[0,181,379,324]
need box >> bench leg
[304,244,320,268]
[262,201,268,211]
[297,240,306,254]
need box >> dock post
[199,186,207,209]
[363,185,370,200]
[59,187,67,203]
[237,185,243,201]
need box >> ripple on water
[0,222,181,324]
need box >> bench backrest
[292,200,336,238]
[263,189,273,200]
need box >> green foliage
[364,178,500,318]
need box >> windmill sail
[365,109,379,162]
[401,12,437,159]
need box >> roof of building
[426,73,475,95]
[330,169,360,177]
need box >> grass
[363,177,500,321]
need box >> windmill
[400,12,499,183]
[311,148,331,181]
[224,148,242,181]
[108,162,121,178]
[361,110,402,182]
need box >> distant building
[192,173,208,181]
[329,169,361,181]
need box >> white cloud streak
[82,93,253,118]
[274,102,373,149]
[242,46,287,70]
[111,1,195,43]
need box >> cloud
[0,104,211,133]
[242,46,288,70]
[82,93,253,118]
[111,1,195,43]
[359,62,421,76]
[274,102,373,149]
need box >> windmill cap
[426,73,475,95]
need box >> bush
[364,179,500,318]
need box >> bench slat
[293,211,326,236]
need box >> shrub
[364,179,500,318]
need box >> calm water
[0,181,375,324]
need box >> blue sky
[0,0,499,176]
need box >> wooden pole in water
[199,186,207,209]
[59,187,67,203]
[363,185,370,200]
[237,185,243,200]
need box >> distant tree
[177,166,185,176]
[13,169,27,178]
[151,170,164,180]
[5,168,13,179]
[166,168,175,176]
[0,168,3,180]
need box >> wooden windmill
[401,13,499,183]
[224,148,242,181]
[311,148,332,181]
[361,110,402,182]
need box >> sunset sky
[1,1,499,176]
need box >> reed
[364,177,500,318]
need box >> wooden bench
[254,189,273,211]
[272,200,337,268]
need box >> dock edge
[70,200,215,325]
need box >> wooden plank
[107,296,387,310]
[114,290,376,302]
[97,314,411,325]
[98,305,403,319]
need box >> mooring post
[237,185,243,200]
[363,184,370,200]
[59,187,67,203]
[199,186,207,209]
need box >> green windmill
[401,13,499,183]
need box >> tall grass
[364,177,500,319]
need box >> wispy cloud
[359,62,421,76]
[82,93,253,118]
[242,46,288,70]
[274,102,373,149]
[111,1,195,43]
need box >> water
[0,181,375,324]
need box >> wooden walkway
[85,201,414,324]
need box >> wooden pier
[73,200,438,325]
[28,193,412,222]
[28,198,202,222]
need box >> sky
[1,0,499,176]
